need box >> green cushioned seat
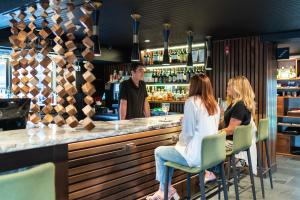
[228,124,253,155]
[0,162,55,200]
[166,131,226,172]
[257,118,269,142]
[165,162,201,174]
[164,131,228,200]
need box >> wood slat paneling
[67,126,199,200]
[210,36,277,167]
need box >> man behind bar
[119,62,150,120]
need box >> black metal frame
[257,139,274,198]
[164,162,228,200]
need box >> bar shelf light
[145,63,204,70]
[146,83,189,87]
[142,43,205,53]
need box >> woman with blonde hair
[147,74,220,200]
[222,76,257,174]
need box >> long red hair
[188,74,218,115]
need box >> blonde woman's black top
[224,101,251,128]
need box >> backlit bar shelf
[277,87,300,90]
[144,63,205,69]
[141,43,205,52]
[148,100,185,104]
[146,82,189,86]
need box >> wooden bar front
[67,126,200,200]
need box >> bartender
[119,62,150,120]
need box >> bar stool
[256,118,273,198]
[226,124,256,200]
[164,131,228,200]
[0,162,55,200]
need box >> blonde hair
[227,76,256,118]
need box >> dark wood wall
[207,36,278,168]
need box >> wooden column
[206,36,277,168]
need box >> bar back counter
[0,115,201,200]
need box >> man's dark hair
[130,62,144,72]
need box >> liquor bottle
[190,67,194,78]
[179,49,184,63]
[182,49,187,63]
[172,68,176,83]
[183,68,187,83]
[164,69,169,83]
[161,70,165,83]
[155,70,159,83]
[159,70,163,83]
[153,51,158,64]
[143,53,148,65]
[151,70,155,83]
[159,51,164,63]
[186,67,191,82]
[168,69,173,83]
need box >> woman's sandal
[146,188,180,200]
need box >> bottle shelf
[278,115,300,119]
[148,100,185,104]
[146,82,189,86]
[277,87,300,90]
[278,122,300,128]
[277,77,300,81]
[277,96,300,99]
[144,62,205,69]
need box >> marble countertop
[0,115,182,154]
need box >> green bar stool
[0,162,55,200]
[164,131,228,200]
[256,118,273,198]
[226,124,256,200]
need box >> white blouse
[175,96,220,167]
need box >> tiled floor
[209,155,300,200]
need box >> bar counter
[0,115,202,200]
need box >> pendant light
[205,36,212,70]
[186,30,193,67]
[162,23,171,65]
[92,1,102,56]
[131,13,141,62]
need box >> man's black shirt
[119,78,148,119]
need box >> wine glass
[161,103,170,121]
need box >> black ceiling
[1,0,300,49]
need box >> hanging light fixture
[205,36,213,70]
[131,13,141,62]
[186,30,193,67]
[91,1,102,56]
[162,23,171,65]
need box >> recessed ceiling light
[144,39,150,43]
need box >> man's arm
[119,99,127,120]
[144,99,150,117]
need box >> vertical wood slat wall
[207,36,277,167]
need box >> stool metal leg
[227,157,231,192]
[164,166,169,200]
[218,181,221,200]
[257,142,265,198]
[199,170,206,200]
[220,162,229,200]
[231,155,240,200]
[264,140,274,189]
[187,173,191,200]
[247,149,257,200]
